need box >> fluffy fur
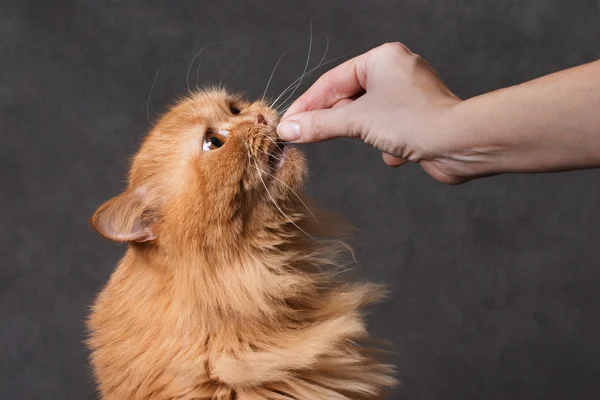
[87,89,396,399]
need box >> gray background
[2,0,600,399]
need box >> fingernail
[277,121,301,142]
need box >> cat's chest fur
[88,260,210,398]
[87,251,395,399]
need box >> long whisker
[146,69,160,124]
[251,132,304,168]
[186,41,229,93]
[251,147,306,183]
[269,52,351,111]
[278,18,313,106]
[217,56,243,91]
[251,158,320,243]
[247,134,316,220]
[269,20,312,109]
[262,51,288,102]
[248,163,317,221]
[274,39,335,113]
[277,33,328,111]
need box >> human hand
[279,44,600,184]
[277,42,467,184]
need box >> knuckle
[406,52,424,71]
[319,76,338,99]
[315,71,336,92]
[310,115,325,139]
[378,42,412,57]
[341,108,363,138]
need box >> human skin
[277,42,600,184]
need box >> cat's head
[90,88,308,251]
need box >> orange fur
[87,89,396,399]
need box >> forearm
[439,60,600,178]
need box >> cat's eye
[204,131,227,151]
[229,104,241,115]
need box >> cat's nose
[256,113,267,125]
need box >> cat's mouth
[268,140,287,172]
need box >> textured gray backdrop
[2,0,600,399]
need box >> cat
[87,88,396,399]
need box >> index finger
[281,52,369,119]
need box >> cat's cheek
[178,127,204,161]
[196,153,244,200]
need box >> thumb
[277,107,358,143]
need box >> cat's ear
[90,188,157,243]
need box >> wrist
[418,60,600,183]
[420,97,507,183]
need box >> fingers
[281,42,416,119]
[382,153,408,167]
[277,106,357,143]
[331,98,354,109]
[281,53,369,119]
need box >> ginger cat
[87,89,396,399]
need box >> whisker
[277,32,328,111]
[217,56,243,91]
[250,145,305,180]
[186,41,229,93]
[247,146,316,223]
[249,146,305,181]
[251,158,321,244]
[251,132,304,169]
[270,20,312,109]
[269,52,351,111]
[146,69,160,124]
[248,163,318,221]
[262,51,288,102]
[274,40,336,113]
